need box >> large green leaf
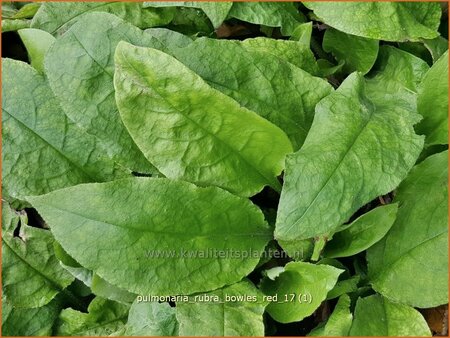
[55,297,129,336]
[114,42,293,196]
[323,204,398,258]
[2,58,121,203]
[176,280,267,336]
[2,296,62,336]
[18,28,55,74]
[2,215,74,308]
[416,50,449,146]
[349,294,431,336]
[260,262,342,323]
[304,2,441,42]
[114,301,178,336]
[229,2,304,35]
[27,178,272,295]
[31,2,174,34]
[308,295,352,336]
[323,28,379,74]
[275,72,424,243]
[172,37,332,149]
[44,12,166,174]
[368,151,448,308]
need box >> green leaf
[2,203,20,232]
[229,2,304,35]
[177,280,267,336]
[308,295,352,336]
[44,12,168,174]
[275,72,424,243]
[12,3,40,19]
[365,46,429,108]
[171,37,332,149]
[18,28,55,74]
[304,2,441,41]
[349,294,431,336]
[326,276,360,300]
[195,2,232,28]
[416,50,449,146]
[424,36,449,62]
[2,218,74,308]
[260,262,342,323]
[31,2,174,35]
[323,28,379,74]
[55,297,129,336]
[116,301,178,336]
[323,204,398,258]
[114,42,293,196]
[2,18,30,32]
[290,22,313,45]
[368,151,448,308]
[2,296,62,336]
[145,27,193,49]
[91,275,136,304]
[27,178,272,295]
[2,58,122,203]
[240,37,319,75]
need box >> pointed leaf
[18,28,55,73]
[114,42,293,196]
[275,73,423,242]
[27,178,272,295]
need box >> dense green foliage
[2,1,448,336]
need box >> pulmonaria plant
[2,1,448,337]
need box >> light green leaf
[323,28,379,74]
[18,28,55,73]
[195,2,232,28]
[114,42,293,196]
[368,151,448,308]
[44,12,167,174]
[424,36,448,62]
[349,294,431,336]
[260,262,342,323]
[304,2,441,42]
[12,3,40,19]
[91,274,136,304]
[290,22,312,45]
[309,295,352,336]
[2,203,20,232]
[53,242,93,288]
[31,2,174,35]
[275,72,424,243]
[229,2,304,35]
[55,297,129,336]
[27,178,272,295]
[2,58,122,203]
[326,276,360,300]
[2,296,62,336]
[116,301,178,336]
[365,46,429,108]
[177,280,267,336]
[323,204,398,258]
[171,37,332,149]
[240,37,319,75]
[2,219,74,308]
[416,50,449,146]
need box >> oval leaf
[27,178,272,295]
[114,41,293,196]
